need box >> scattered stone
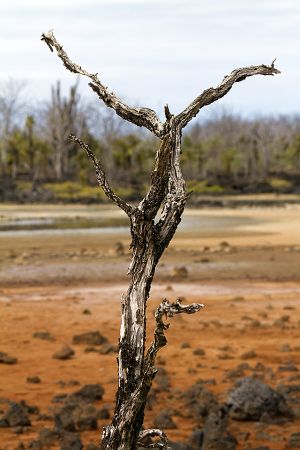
[0,351,17,364]
[37,413,54,421]
[218,353,233,360]
[98,343,118,354]
[13,425,24,434]
[82,309,91,315]
[0,402,31,427]
[288,432,300,449]
[181,342,191,349]
[75,409,98,431]
[201,408,237,450]
[53,345,75,360]
[60,431,83,450]
[153,409,177,429]
[255,430,282,442]
[227,377,290,421]
[57,379,80,388]
[54,404,77,431]
[240,350,257,360]
[33,331,55,341]
[198,379,216,386]
[28,440,43,449]
[171,266,188,279]
[278,363,298,372]
[193,348,206,356]
[38,428,60,445]
[254,362,266,372]
[182,382,218,420]
[72,331,107,346]
[277,383,300,396]
[225,367,245,380]
[27,376,41,384]
[220,241,230,248]
[187,429,203,449]
[52,393,69,404]
[70,384,105,402]
[19,400,39,415]
[84,346,99,353]
[241,315,254,321]
[250,320,262,328]
[232,296,245,302]
[274,315,290,328]
[218,346,233,352]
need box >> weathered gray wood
[42,30,280,450]
[176,61,280,129]
[41,31,164,138]
[69,134,134,216]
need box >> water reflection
[0,209,257,237]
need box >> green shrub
[43,182,107,201]
[186,180,224,194]
[267,178,293,192]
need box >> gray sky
[1,0,299,118]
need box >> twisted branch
[176,62,281,129]
[41,30,164,138]
[145,298,204,373]
[138,429,170,449]
[69,134,134,216]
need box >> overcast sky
[0,0,299,119]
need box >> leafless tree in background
[0,79,27,175]
[42,30,280,450]
[43,80,85,180]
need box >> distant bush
[43,182,107,202]
[187,180,224,194]
[267,177,293,192]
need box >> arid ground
[1,203,300,449]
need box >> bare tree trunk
[41,31,280,450]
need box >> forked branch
[69,134,134,216]
[41,30,164,138]
[176,63,281,129]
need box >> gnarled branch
[138,429,170,449]
[145,298,204,371]
[69,134,134,216]
[176,63,281,129]
[41,30,164,138]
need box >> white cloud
[0,0,299,116]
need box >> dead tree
[41,30,280,450]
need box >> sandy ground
[1,204,300,449]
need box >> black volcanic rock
[53,345,75,360]
[227,377,290,421]
[72,331,107,346]
[1,402,31,427]
[0,351,17,364]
